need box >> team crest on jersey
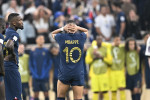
[3,35,6,39]
[42,52,45,56]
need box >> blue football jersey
[55,32,86,78]
[4,27,20,66]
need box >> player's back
[55,32,86,77]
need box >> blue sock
[34,98,39,100]
[74,99,82,100]
[84,94,89,100]
[45,97,49,100]
[135,93,141,100]
[57,97,65,100]
[132,94,135,100]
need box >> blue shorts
[126,73,141,91]
[32,78,50,92]
[22,83,30,98]
[4,69,22,100]
[58,74,84,86]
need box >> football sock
[45,97,49,100]
[84,94,89,100]
[103,92,109,100]
[57,97,65,100]
[93,93,99,100]
[34,98,39,100]
[132,94,135,100]
[120,90,126,100]
[112,91,117,100]
[135,93,141,100]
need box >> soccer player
[0,17,6,100]
[3,13,23,100]
[18,44,30,100]
[125,38,141,100]
[51,20,88,100]
[86,35,112,100]
[29,35,52,100]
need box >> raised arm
[76,26,88,36]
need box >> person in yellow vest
[18,44,30,100]
[125,38,141,100]
[92,35,126,100]
[86,35,112,100]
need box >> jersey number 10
[63,47,82,63]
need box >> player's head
[142,32,150,44]
[18,43,25,55]
[8,13,23,30]
[125,37,137,51]
[112,1,122,12]
[49,43,59,56]
[100,5,107,15]
[66,20,76,33]
[113,35,121,46]
[96,35,103,47]
[0,17,6,34]
[36,35,45,47]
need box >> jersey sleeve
[0,34,4,45]
[85,47,93,64]
[9,33,19,44]
[55,33,62,43]
[103,46,113,65]
[119,13,126,23]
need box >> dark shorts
[4,69,22,100]
[58,74,84,86]
[22,83,30,97]
[145,67,150,88]
[53,78,58,93]
[32,78,50,92]
[126,73,141,91]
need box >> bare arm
[119,22,126,37]
[76,26,88,36]
[51,28,64,39]
[0,45,4,76]
[5,39,14,53]
[96,27,105,38]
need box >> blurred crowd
[0,0,150,44]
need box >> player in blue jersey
[3,13,23,100]
[51,20,88,100]
[29,35,52,100]
[0,17,6,100]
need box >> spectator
[5,0,23,20]
[22,14,36,44]
[95,5,115,41]
[29,35,52,100]
[53,11,65,30]
[127,10,141,39]
[18,44,30,100]
[33,5,51,43]
[24,0,36,15]
[112,1,127,39]
[121,0,136,18]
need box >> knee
[44,92,49,97]
[57,91,66,98]
[34,92,39,98]
[133,88,141,94]
[119,87,125,91]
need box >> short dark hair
[66,20,76,24]
[112,1,123,8]
[125,37,137,51]
[49,43,59,50]
[8,13,19,22]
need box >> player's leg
[72,85,84,100]
[4,69,22,100]
[32,78,40,100]
[53,78,58,100]
[117,69,126,100]
[41,79,50,100]
[132,73,141,100]
[84,75,89,100]
[57,80,70,100]
[100,72,110,100]
[0,78,5,100]
[22,83,30,100]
